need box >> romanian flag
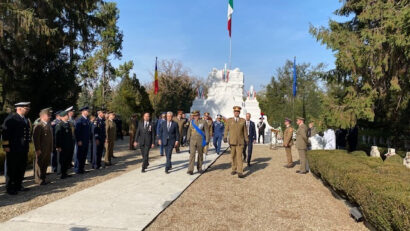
[227,0,233,37]
[154,57,159,94]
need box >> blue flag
[293,57,297,97]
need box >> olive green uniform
[283,125,294,166]
[187,119,209,173]
[203,119,213,154]
[105,119,116,165]
[32,121,53,184]
[173,117,186,152]
[129,117,137,150]
[296,123,308,172]
[224,117,248,175]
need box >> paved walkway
[0,144,228,231]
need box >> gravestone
[370,146,380,158]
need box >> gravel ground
[0,138,161,222]
[147,145,369,231]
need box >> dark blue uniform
[1,113,31,193]
[51,118,61,172]
[212,121,225,154]
[74,116,91,173]
[55,121,74,178]
[93,116,105,169]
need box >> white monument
[190,66,273,143]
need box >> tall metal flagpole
[229,36,232,69]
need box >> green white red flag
[227,0,233,37]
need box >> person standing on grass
[295,117,309,174]
[134,112,155,173]
[105,112,117,166]
[158,112,179,174]
[55,111,75,179]
[223,106,248,178]
[33,108,53,185]
[1,102,32,195]
[283,118,294,168]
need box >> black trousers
[139,145,151,169]
[93,142,104,169]
[5,151,28,192]
[243,141,253,164]
[59,149,73,176]
[51,149,58,172]
[258,132,264,144]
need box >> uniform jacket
[245,120,256,142]
[212,121,225,137]
[224,117,249,145]
[187,119,209,143]
[129,117,138,134]
[106,119,117,142]
[33,121,53,156]
[1,113,31,153]
[75,116,91,144]
[173,117,187,138]
[55,121,74,152]
[206,119,213,137]
[135,120,155,146]
[159,120,179,146]
[94,116,106,142]
[283,126,294,147]
[51,119,61,148]
[296,123,308,150]
[257,122,266,132]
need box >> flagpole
[229,36,232,69]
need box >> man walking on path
[243,113,256,167]
[156,112,166,156]
[283,118,294,168]
[55,111,75,179]
[134,112,155,172]
[105,112,117,166]
[186,110,209,175]
[212,114,224,155]
[224,106,248,178]
[32,108,53,185]
[158,112,179,174]
[203,112,213,155]
[296,117,309,174]
[1,102,32,195]
[173,110,186,153]
[129,114,138,150]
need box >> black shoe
[19,186,29,192]
[238,174,245,178]
[247,163,251,167]
[7,190,18,195]
[187,171,193,175]
[165,169,169,174]
[231,171,237,175]
[142,168,146,173]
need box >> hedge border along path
[307,150,410,231]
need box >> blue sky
[114,0,347,91]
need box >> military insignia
[148,125,152,131]
[198,124,203,129]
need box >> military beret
[191,110,200,116]
[79,106,89,111]
[59,111,68,117]
[233,106,242,111]
[14,102,31,107]
[296,117,305,121]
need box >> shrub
[384,155,404,165]
[307,150,410,231]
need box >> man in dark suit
[1,102,32,195]
[243,113,256,167]
[158,112,180,174]
[134,112,155,172]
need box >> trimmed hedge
[308,150,410,231]
[0,142,36,173]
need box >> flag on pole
[227,0,233,37]
[292,57,297,97]
[154,57,159,94]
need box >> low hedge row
[307,150,410,231]
[0,142,36,173]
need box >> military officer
[129,113,138,150]
[50,110,62,173]
[223,106,248,178]
[74,106,91,174]
[283,118,294,168]
[212,114,225,155]
[1,102,32,195]
[32,108,53,185]
[105,111,117,166]
[203,112,213,155]
[55,111,74,179]
[295,117,309,174]
[93,110,106,169]
[173,110,186,153]
[187,110,209,175]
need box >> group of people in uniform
[283,117,310,174]
[1,102,119,195]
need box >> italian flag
[227,0,233,37]
[154,57,159,94]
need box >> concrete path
[0,144,228,231]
